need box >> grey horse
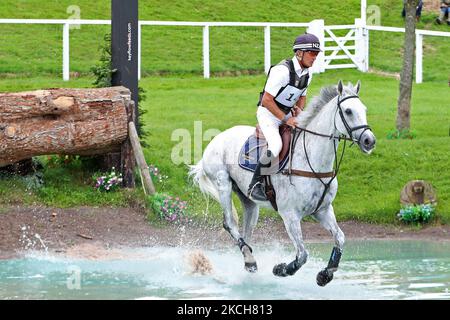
[189,80,376,286]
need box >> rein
[291,126,354,142]
[281,94,371,215]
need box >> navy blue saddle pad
[238,134,290,173]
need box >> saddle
[238,124,292,174]
[238,124,293,211]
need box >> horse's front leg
[273,212,308,277]
[313,205,345,286]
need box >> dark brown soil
[0,206,449,259]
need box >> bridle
[283,94,373,215]
[335,94,372,146]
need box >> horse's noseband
[336,95,372,146]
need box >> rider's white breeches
[256,106,292,158]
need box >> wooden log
[0,86,131,167]
[128,121,155,195]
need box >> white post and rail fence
[0,18,449,83]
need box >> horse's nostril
[364,138,370,146]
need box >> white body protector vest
[258,59,310,114]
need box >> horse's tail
[189,160,220,202]
[189,160,239,224]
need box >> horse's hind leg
[273,212,308,277]
[216,170,257,273]
[233,184,258,272]
[313,205,345,287]
[232,183,259,243]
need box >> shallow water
[0,240,449,300]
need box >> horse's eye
[345,109,352,116]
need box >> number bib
[274,85,302,109]
[257,58,310,114]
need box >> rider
[248,33,322,201]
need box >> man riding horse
[248,33,321,201]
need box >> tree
[396,0,418,131]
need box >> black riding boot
[247,150,273,201]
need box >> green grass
[0,70,448,225]
[0,157,146,208]
[137,69,450,225]
[0,0,448,82]
[0,1,449,225]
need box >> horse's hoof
[245,262,258,273]
[273,263,289,277]
[316,269,333,287]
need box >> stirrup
[248,181,267,201]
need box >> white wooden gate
[312,19,369,73]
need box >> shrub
[148,193,189,223]
[397,204,435,223]
[91,33,116,89]
[46,155,79,168]
[386,128,417,140]
[148,164,168,184]
[93,167,123,192]
[91,32,148,145]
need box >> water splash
[34,234,48,253]
[19,225,48,252]
[0,240,449,300]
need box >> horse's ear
[355,80,361,94]
[337,80,343,95]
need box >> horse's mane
[296,82,359,127]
